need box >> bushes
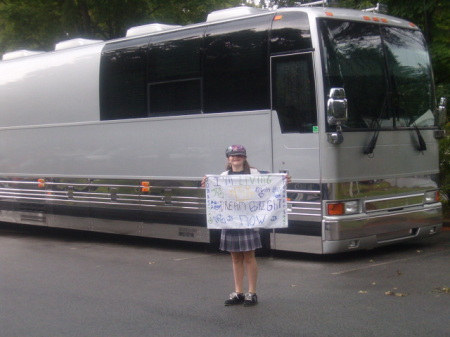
[437,82,450,216]
[439,122,450,217]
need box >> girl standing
[204,145,261,306]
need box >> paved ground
[1,223,449,337]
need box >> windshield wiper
[414,123,427,152]
[403,113,427,152]
[364,93,389,156]
[395,92,427,152]
[364,128,380,156]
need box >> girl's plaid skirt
[220,229,262,252]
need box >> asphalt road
[1,223,449,337]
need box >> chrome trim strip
[364,193,424,213]
[323,175,439,201]
[324,204,442,241]
[0,177,323,217]
[0,175,443,254]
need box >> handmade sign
[205,174,288,229]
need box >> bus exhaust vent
[2,50,45,61]
[55,38,103,51]
[207,6,266,22]
[126,23,182,37]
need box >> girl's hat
[226,145,247,157]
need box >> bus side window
[270,11,312,54]
[203,16,272,113]
[147,27,205,116]
[271,53,317,133]
[100,37,150,121]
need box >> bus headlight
[424,190,440,204]
[345,201,359,214]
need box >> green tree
[0,0,242,53]
[440,121,450,209]
[0,0,63,51]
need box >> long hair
[226,160,251,173]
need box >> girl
[221,145,260,307]
[203,145,261,306]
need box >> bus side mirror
[437,97,447,127]
[327,88,347,144]
[327,88,348,126]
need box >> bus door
[270,52,323,253]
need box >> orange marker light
[327,203,345,216]
[274,15,283,21]
[363,16,371,21]
[141,181,150,193]
[325,12,334,17]
[37,178,45,188]
[381,18,388,23]
[372,17,380,22]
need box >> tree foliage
[0,0,242,52]
[440,122,450,206]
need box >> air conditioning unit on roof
[2,50,45,61]
[55,38,103,51]
[207,6,266,22]
[126,23,182,37]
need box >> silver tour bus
[0,5,446,253]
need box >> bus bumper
[270,204,441,254]
[322,204,442,254]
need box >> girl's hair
[226,160,251,173]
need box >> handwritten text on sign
[205,174,288,229]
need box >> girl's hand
[201,176,208,187]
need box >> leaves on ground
[432,287,450,294]
[385,290,408,297]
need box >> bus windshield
[319,19,435,130]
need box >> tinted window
[148,80,201,115]
[381,27,434,127]
[148,28,205,115]
[100,13,318,120]
[148,28,204,82]
[270,12,312,54]
[272,53,317,133]
[319,19,435,130]
[100,37,149,120]
[203,16,272,113]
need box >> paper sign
[205,174,288,229]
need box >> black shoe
[243,292,258,307]
[224,292,244,306]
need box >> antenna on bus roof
[362,3,388,14]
